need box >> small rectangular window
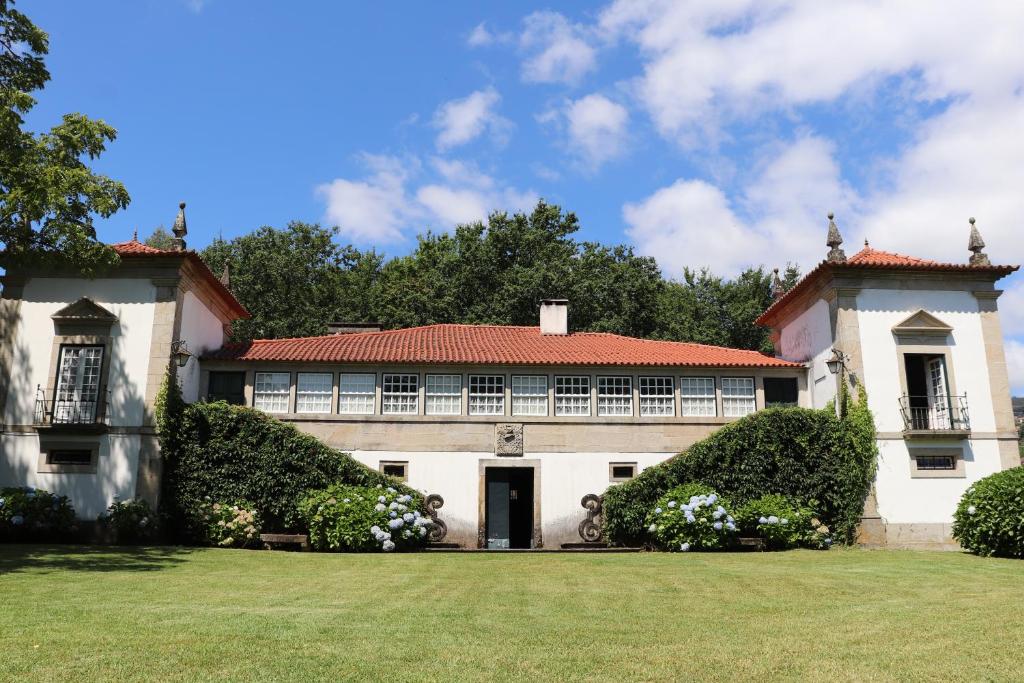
[598,376,633,416]
[295,372,333,413]
[425,374,462,415]
[48,449,93,466]
[680,377,717,417]
[339,373,375,414]
[639,376,674,416]
[469,375,505,415]
[207,371,246,405]
[253,372,290,413]
[555,376,590,416]
[512,375,548,416]
[380,461,408,482]
[915,455,956,471]
[764,377,799,408]
[382,374,418,415]
[721,377,756,417]
[609,462,637,482]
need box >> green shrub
[603,387,876,547]
[734,494,831,550]
[646,483,736,551]
[0,487,77,542]
[98,499,159,544]
[299,484,432,552]
[193,499,262,548]
[953,467,1024,558]
[160,399,416,540]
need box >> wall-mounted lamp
[170,340,192,368]
[826,348,848,375]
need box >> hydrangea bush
[734,494,832,550]
[193,499,262,548]
[646,483,736,551]
[98,499,159,544]
[0,486,77,542]
[953,467,1024,558]
[299,484,433,552]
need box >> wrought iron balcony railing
[898,394,970,432]
[33,385,109,428]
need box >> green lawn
[2,546,1023,682]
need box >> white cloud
[565,94,630,170]
[1006,340,1024,396]
[520,11,597,85]
[315,154,417,244]
[433,87,512,151]
[467,22,514,47]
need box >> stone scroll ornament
[425,494,448,542]
[578,494,603,543]
[494,423,524,456]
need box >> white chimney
[539,299,568,335]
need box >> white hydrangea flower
[713,521,723,530]
[781,518,789,525]
[377,496,387,503]
[759,516,768,525]
[967,505,977,515]
[389,511,398,519]
[655,507,663,515]
[680,542,690,552]
[402,513,414,523]
[768,515,779,524]
[388,501,399,510]
[386,487,397,494]
[418,526,427,536]
[708,494,718,504]
[370,525,381,535]
[375,503,386,512]
[382,540,396,551]
[648,523,657,533]
[668,501,677,508]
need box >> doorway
[485,467,534,549]
[903,354,951,429]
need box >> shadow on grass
[0,544,197,575]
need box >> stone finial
[132,228,138,242]
[171,201,188,251]
[967,217,990,266]
[825,212,846,263]
[220,262,231,287]
[771,267,785,300]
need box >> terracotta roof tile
[204,324,802,368]
[111,240,171,255]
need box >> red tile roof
[111,240,170,256]
[204,324,803,368]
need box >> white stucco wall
[177,289,226,402]
[777,297,836,410]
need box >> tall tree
[0,0,129,274]
[143,225,175,250]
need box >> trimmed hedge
[602,387,877,546]
[952,467,1024,558]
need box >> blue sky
[26,1,1024,390]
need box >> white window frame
[721,377,756,417]
[680,376,717,417]
[598,376,633,416]
[511,375,548,416]
[555,376,591,416]
[469,375,505,416]
[254,372,291,413]
[339,373,376,415]
[639,376,674,417]
[425,374,462,415]
[54,345,104,423]
[382,373,419,415]
[295,372,333,414]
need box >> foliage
[603,387,877,547]
[0,486,76,541]
[733,495,832,550]
[98,499,159,544]
[143,226,175,250]
[0,0,129,274]
[192,499,262,548]
[299,484,432,552]
[160,400,416,539]
[952,467,1024,558]
[645,484,736,551]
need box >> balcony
[33,386,109,432]
[898,394,970,437]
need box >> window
[426,374,462,415]
[339,373,375,414]
[764,377,799,408]
[380,461,408,482]
[48,449,93,466]
[916,455,956,471]
[639,377,674,416]
[721,377,756,417]
[294,373,333,413]
[512,375,548,416]
[909,448,964,478]
[253,372,290,413]
[54,345,104,423]
[555,376,590,416]
[598,376,633,416]
[469,375,505,415]
[680,377,717,417]
[382,374,418,414]
[609,462,637,482]
[207,371,246,405]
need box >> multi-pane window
[425,374,462,415]
[339,373,375,414]
[469,375,505,415]
[512,375,548,416]
[295,373,333,413]
[555,376,590,416]
[598,376,633,416]
[722,377,756,417]
[254,372,290,413]
[639,376,674,416]
[382,374,418,415]
[54,345,103,423]
[680,377,717,417]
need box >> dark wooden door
[485,467,534,549]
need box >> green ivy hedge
[602,387,877,546]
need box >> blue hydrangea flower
[418,526,427,536]
[681,504,692,513]
[712,510,724,520]
[713,521,723,530]
[759,516,768,525]
[726,516,734,524]
[388,518,404,529]
[402,513,414,523]
[0,498,5,507]
[370,525,381,535]
[389,511,398,518]
[668,501,677,508]
[655,507,663,515]
[680,542,690,552]
[685,513,696,523]
[725,522,736,531]
[11,515,24,526]
[707,494,718,504]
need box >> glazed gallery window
[253,372,290,413]
[295,373,333,413]
[339,373,375,414]
[512,375,548,416]
[425,374,462,415]
[469,375,505,415]
[598,376,633,416]
[639,376,674,417]
[680,377,716,417]
[53,345,104,423]
[722,377,756,417]
[555,376,590,416]
[382,374,419,414]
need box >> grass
[1,546,1023,681]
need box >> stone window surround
[908,447,966,479]
[44,338,114,428]
[609,461,638,482]
[477,459,543,549]
[37,437,101,474]
[378,460,409,482]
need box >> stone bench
[260,533,310,551]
